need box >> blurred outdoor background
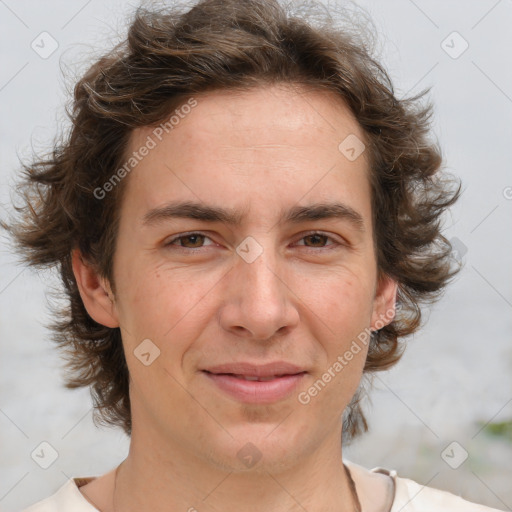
[0,0,511,510]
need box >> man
[8,0,503,510]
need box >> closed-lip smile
[202,361,307,404]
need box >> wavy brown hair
[3,0,462,443]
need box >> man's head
[72,82,399,471]
[6,0,461,453]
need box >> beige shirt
[21,459,505,512]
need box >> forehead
[147,84,363,148]
[121,83,371,229]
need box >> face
[77,83,397,473]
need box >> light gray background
[1,0,511,510]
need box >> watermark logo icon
[449,236,468,264]
[31,32,59,59]
[31,441,59,469]
[441,441,468,469]
[237,442,263,468]
[338,134,366,162]
[441,31,469,59]
[236,236,263,263]
[134,338,161,366]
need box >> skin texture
[72,83,397,512]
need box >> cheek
[304,327,370,419]
[301,271,373,389]
[301,268,374,332]
[116,262,221,349]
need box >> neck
[111,427,358,512]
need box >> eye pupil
[182,234,204,247]
[305,234,327,247]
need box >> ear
[71,248,119,328]
[370,273,398,331]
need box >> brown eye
[302,233,330,247]
[294,232,345,253]
[165,232,213,249]
[178,234,205,248]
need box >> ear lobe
[71,248,119,328]
[370,273,398,331]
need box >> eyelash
[164,231,345,253]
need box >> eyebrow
[142,200,365,233]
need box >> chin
[198,422,306,474]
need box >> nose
[218,242,300,341]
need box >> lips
[202,361,306,378]
[225,374,290,381]
[201,362,307,404]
